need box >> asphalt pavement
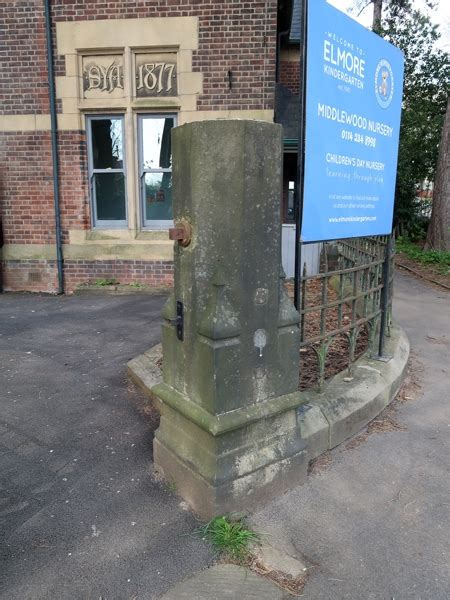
[0,292,213,600]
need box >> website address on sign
[329,216,377,223]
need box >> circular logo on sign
[375,59,394,109]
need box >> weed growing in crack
[198,514,259,561]
[94,278,119,287]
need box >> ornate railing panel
[298,235,394,390]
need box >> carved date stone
[82,55,124,98]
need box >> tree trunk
[425,97,450,251]
[373,0,383,31]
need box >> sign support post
[376,233,394,360]
[294,0,308,310]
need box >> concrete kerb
[127,324,409,466]
[127,343,162,397]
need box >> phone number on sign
[341,130,376,148]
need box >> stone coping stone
[127,323,409,463]
[158,564,289,599]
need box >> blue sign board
[301,0,404,242]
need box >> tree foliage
[378,1,449,237]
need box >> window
[86,114,176,230]
[87,116,127,228]
[287,181,295,222]
[138,115,175,229]
[282,153,297,224]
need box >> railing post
[376,234,393,360]
[300,262,307,342]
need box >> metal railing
[299,235,394,390]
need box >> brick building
[1,0,303,293]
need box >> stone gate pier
[150,120,308,518]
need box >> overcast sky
[328,0,450,50]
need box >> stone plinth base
[154,439,307,520]
[152,384,308,519]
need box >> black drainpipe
[276,28,290,83]
[44,0,64,294]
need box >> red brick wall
[1,130,89,246]
[280,61,299,95]
[194,2,277,110]
[1,132,56,245]
[1,1,50,115]
[1,260,57,293]
[0,260,173,293]
[1,259,173,293]
[49,1,278,112]
[58,131,90,241]
[64,260,174,291]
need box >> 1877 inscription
[135,53,177,97]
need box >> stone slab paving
[159,564,289,599]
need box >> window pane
[91,118,124,169]
[144,172,172,221]
[142,117,174,170]
[94,172,126,221]
[287,181,295,221]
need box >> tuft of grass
[198,515,259,561]
[166,480,177,494]
[94,278,119,287]
[129,281,145,288]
